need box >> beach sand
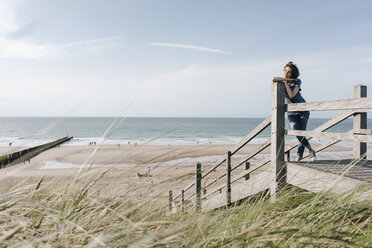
[0,143,363,204]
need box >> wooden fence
[169,84,371,212]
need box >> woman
[272,61,316,161]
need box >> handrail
[173,116,271,201]
[285,110,355,153]
[200,109,358,193]
[171,85,370,212]
[201,130,356,201]
[178,109,362,206]
[287,97,372,112]
[200,139,271,192]
[202,158,271,200]
[287,130,372,143]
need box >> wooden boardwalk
[169,84,371,212]
[293,159,372,182]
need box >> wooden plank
[229,116,271,156]
[287,97,372,112]
[299,130,353,160]
[354,129,372,135]
[226,151,232,206]
[271,82,286,197]
[287,130,372,143]
[285,110,355,153]
[287,163,368,196]
[353,85,367,159]
[354,109,372,113]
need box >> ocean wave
[0,137,54,147]
[0,136,363,148]
[62,137,271,146]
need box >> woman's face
[284,66,293,79]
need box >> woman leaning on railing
[272,61,316,161]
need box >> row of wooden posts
[0,136,73,168]
[168,84,369,212]
[169,153,252,212]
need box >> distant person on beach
[272,61,316,161]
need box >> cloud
[0,0,61,59]
[0,36,121,59]
[0,37,64,59]
[148,42,232,55]
[0,0,21,35]
[0,1,120,59]
[60,37,120,48]
[126,44,372,117]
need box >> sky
[0,0,371,118]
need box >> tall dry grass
[0,172,371,247]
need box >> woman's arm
[272,77,297,82]
[283,81,299,99]
[272,77,299,99]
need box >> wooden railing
[169,84,371,212]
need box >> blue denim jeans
[287,111,310,157]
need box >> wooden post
[270,82,286,197]
[353,85,367,160]
[226,151,232,206]
[195,163,201,211]
[168,190,173,211]
[245,162,250,180]
[181,190,185,212]
[286,151,290,161]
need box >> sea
[0,117,370,147]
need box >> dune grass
[0,174,371,248]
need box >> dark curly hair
[284,61,300,79]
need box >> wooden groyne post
[353,85,367,159]
[270,82,286,197]
[0,136,73,169]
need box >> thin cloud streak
[0,37,64,59]
[148,42,232,55]
[61,37,120,47]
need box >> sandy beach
[0,142,361,197]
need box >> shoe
[310,150,316,161]
[296,156,303,161]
